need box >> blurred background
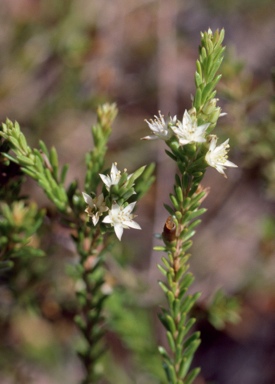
[1,0,275,383]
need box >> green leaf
[170,194,179,210]
[49,147,59,176]
[182,339,201,361]
[18,132,28,152]
[128,165,146,184]
[163,359,177,384]
[187,219,202,232]
[157,263,168,275]
[181,240,193,253]
[167,290,175,309]
[39,140,49,157]
[205,37,213,54]
[158,346,169,359]
[159,281,169,294]
[21,166,37,179]
[179,273,194,297]
[172,298,180,318]
[183,332,200,349]
[60,163,69,184]
[1,152,18,164]
[186,208,206,221]
[165,149,178,161]
[195,71,202,88]
[196,60,202,77]
[200,46,207,61]
[181,317,196,335]
[181,292,200,314]
[180,228,196,242]
[164,203,175,215]
[175,326,186,346]
[185,367,201,384]
[174,265,186,282]
[193,88,202,110]
[201,76,221,105]
[166,331,176,353]
[161,256,171,269]
[154,246,167,252]
[175,185,183,203]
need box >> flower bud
[188,107,197,118]
[210,108,222,125]
[202,99,218,115]
[168,137,180,153]
[184,143,197,156]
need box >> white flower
[82,192,108,225]
[99,163,130,191]
[102,202,141,241]
[142,111,176,141]
[171,110,209,145]
[205,135,238,177]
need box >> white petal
[197,123,210,134]
[178,138,191,145]
[183,110,191,123]
[97,193,104,205]
[216,165,225,174]
[110,163,119,180]
[124,220,141,230]
[82,192,93,207]
[99,174,111,187]
[171,125,181,135]
[102,215,112,224]
[92,214,99,226]
[111,203,120,215]
[123,202,136,214]
[222,138,230,146]
[143,112,172,141]
[111,162,118,173]
[169,115,178,125]
[114,224,123,241]
[209,135,218,151]
[225,160,238,168]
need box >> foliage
[0,25,243,384]
[143,29,239,384]
[207,289,241,330]
[0,104,155,383]
[1,1,275,383]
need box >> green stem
[74,227,108,383]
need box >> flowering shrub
[0,29,239,384]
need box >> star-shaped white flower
[205,135,238,177]
[142,111,176,141]
[99,163,129,191]
[82,192,108,225]
[171,110,209,146]
[102,202,141,241]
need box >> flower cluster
[205,135,237,178]
[83,163,141,240]
[99,162,131,191]
[102,202,140,241]
[82,192,108,226]
[171,110,209,146]
[142,111,177,141]
[143,109,237,177]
